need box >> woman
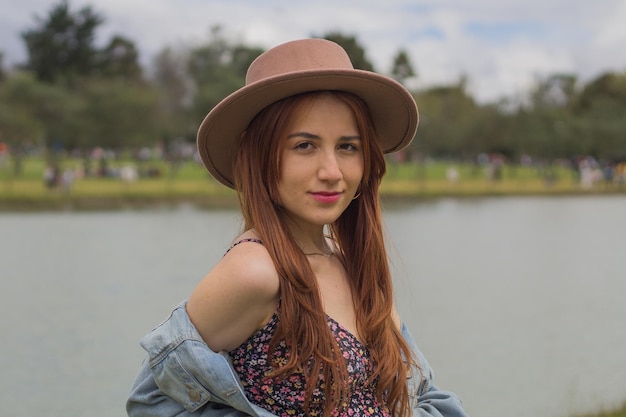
[127,38,468,417]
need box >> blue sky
[1,0,625,103]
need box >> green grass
[1,156,624,211]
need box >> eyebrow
[286,131,361,141]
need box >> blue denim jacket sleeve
[127,356,255,417]
[402,323,469,417]
[127,301,469,417]
[126,302,276,417]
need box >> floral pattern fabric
[228,310,390,417]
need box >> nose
[317,151,342,182]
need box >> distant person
[43,164,59,189]
[127,39,469,417]
[446,166,460,183]
[615,162,626,187]
[0,142,8,168]
[61,167,75,192]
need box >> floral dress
[228,309,390,417]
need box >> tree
[391,49,416,84]
[186,26,262,123]
[152,47,194,138]
[320,32,375,71]
[21,0,104,83]
[230,44,265,79]
[0,52,6,82]
[530,73,578,110]
[574,72,626,159]
[21,0,143,84]
[98,35,143,80]
[78,78,162,150]
[0,73,46,150]
[0,72,82,174]
[520,74,580,161]
[413,78,479,159]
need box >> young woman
[127,38,468,417]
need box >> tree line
[1,0,625,175]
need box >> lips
[309,191,342,203]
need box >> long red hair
[233,91,418,417]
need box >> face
[277,94,364,230]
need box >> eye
[294,142,314,151]
[338,142,360,152]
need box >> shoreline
[577,403,626,417]
[2,158,625,212]
[1,186,624,212]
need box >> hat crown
[246,39,354,85]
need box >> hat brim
[197,68,419,188]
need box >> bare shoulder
[187,236,280,352]
[220,237,280,295]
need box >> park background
[0,1,625,417]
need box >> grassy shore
[1,157,624,211]
[576,403,626,417]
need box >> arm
[401,323,470,417]
[187,238,280,352]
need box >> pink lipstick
[310,192,341,203]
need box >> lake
[1,195,624,417]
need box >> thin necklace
[304,251,334,258]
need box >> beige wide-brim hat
[197,38,419,189]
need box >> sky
[1,0,626,103]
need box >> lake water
[1,196,625,417]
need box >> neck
[299,237,333,256]
[295,233,334,258]
[303,249,334,257]
[282,217,331,256]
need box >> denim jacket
[127,301,468,417]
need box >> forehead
[287,93,357,129]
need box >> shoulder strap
[224,238,264,255]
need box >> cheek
[280,154,311,183]
[275,168,299,204]
[351,159,365,183]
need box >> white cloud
[1,0,625,103]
